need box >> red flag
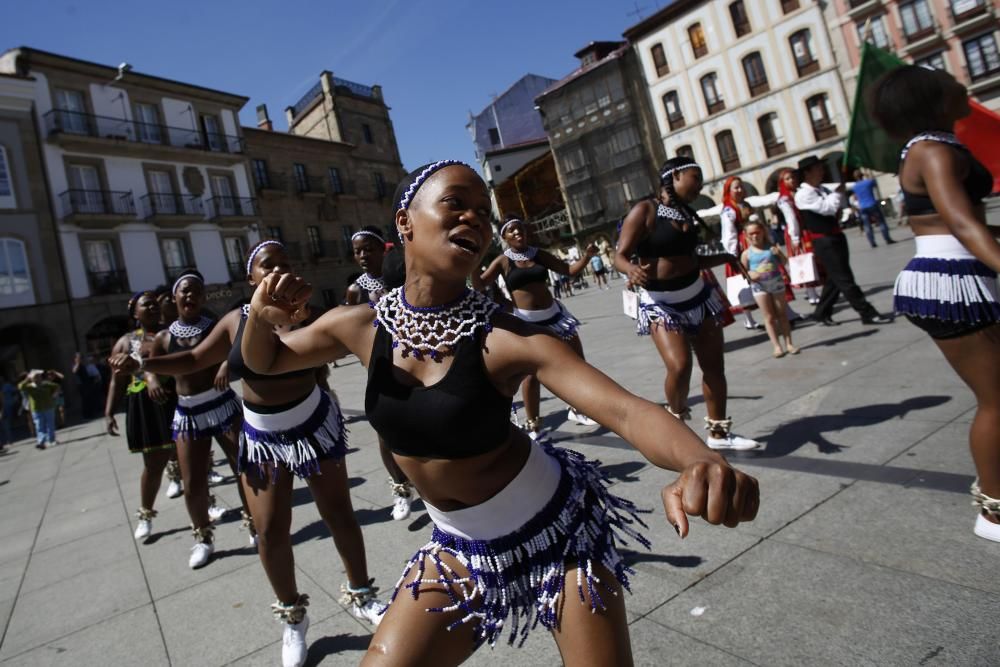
[955,99,1000,193]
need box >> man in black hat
[794,155,891,326]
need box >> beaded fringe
[535,302,581,341]
[172,390,241,440]
[387,441,650,648]
[239,391,347,481]
[272,593,309,624]
[637,286,727,336]
[894,257,1000,323]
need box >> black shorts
[905,315,996,340]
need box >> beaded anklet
[271,593,309,624]
[971,479,1000,518]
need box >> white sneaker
[282,614,309,667]
[134,519,152,540]
[166,479,183,499]
[208,504,227,521]
[352,597,384,626]
[706,432,762,451]
[567,407,597,426]
[973,514,1000,543]
[207,469,224,484]
[391,492,412,521]
[189,540,214,568]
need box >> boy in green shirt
[18,370,59,449]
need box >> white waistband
[424,442,561,541]
[641,275,706,303]
[512,301,560,322]
[914,235,976,260]
[177,386,230,408]
[242,386,322,432]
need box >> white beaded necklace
[900,131,962,161]
[658,203,691,223]
[503,247,538,262]
[373,287,499,360]
[169,316,213,340]
[355,273,386,296]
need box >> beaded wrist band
[339,579,379,606]
[271,593,309,624]
[971,479,1000,518]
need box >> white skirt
[172,387,241,440]
[512,300,580,340]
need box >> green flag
[843,43,907,173]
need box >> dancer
[615,156,761,450]
[239,159,759,665]
[113,244,383,667]
[478,217,599,437]
[741,222,798,358]
[154,284,184,499]
[105,291,177,539]
[147,271,248,568]
[775,168,822,304]
[869,65,1000,542]
[344,225,415,521]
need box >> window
[729,1,751,37]
[67,164,103,214]
[307,226,323,257]
[715,130,741,172]
[621,169,650,205]
[488,127,500,145]
[781,0,800,13]
[569,191,600,218]
[560,146,586,173]
[341,224,356,259]
[900,1,935,39]
[328,167,344,194]
[963,33,1000,80]
[916,52,947,71]
[700,73,725,114]
[160,238,190,279]
[676,145,695,160]
[362,123,374,144]
[55,89,89,134]
[662,91,685,131]
[0,146,15,209]
[252,159,270,189]
[266,226,283,242]
[689,23,708,58]
[856,15,891,49]
[148,170,176,214]
[293,163,309,193]
[133,103,162,144]
[0,238,33,306]
[757,113,786,157]
[651,44,669,77]
[224,237,246,280]
[373,172,387,199]
[952,0,987,20]
[790,29,819,76]
[806,94,838,140]
[742,52,769,96]
[200,114,224,152]
[210,175,236,216]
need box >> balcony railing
[795,58,820,77]
[140,193,204,218]
[721,155,741,172]
[781,0,799,13]
[610,145,643,170]
[764,141,787,158]
[563,167,592,187]
[706,99,726,115]
[748,80,770,97]
[206,196,258,219]
[43,110,245,154]
[951,0,987,23]
[87,269,129,296]
[256,172,288,192]
[733,20,751,38]
[294,174,326,194]
[291,81,324,118]
[59,189,135,218]
[668,114,686,131]
[812,122,839,141]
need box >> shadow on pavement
[798,328,879,350]
[622,550,704,568]
[143,524,190,544]
[305,633,372,665]
[600,460,644,482]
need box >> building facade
[0,47,260,356]
[535,42,666,235]
[625,0,852,198]
[0,72,78,380]
[826,0,1000,110]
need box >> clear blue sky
[3,0,668,170]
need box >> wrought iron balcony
[43,110,245,154]
[206,196,259,220]
[87,269,129,296]
[140,193,204,219]
[294,174,326,195]
[59,189,135,218]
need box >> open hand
[147,376,168,404]
[660,460,759,538]
[626,263,652,288]
[213,365,230,392]
[250,273,312,327]
[584,243,599,257]
[105,414,119,436]
[109,353,139,375]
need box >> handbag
[725,275,755,307]
[622,289,639,319]
[789,252,818,285]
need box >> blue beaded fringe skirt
[172,387,241,440]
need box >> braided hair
[659,156,706,228]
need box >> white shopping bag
[622,289,639,319]
[789,252,818,285]
[726,275,755,307]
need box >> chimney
[256,104,272,131]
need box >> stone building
[624,0,852,198]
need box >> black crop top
[901,137,994,216]
[635,202,700,259]
[505,260,548,292]
[364,325,513,459]
[228,310,314,383]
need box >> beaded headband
[660,163,700,183]
[499,218,523,237]
[245,240,285,275]
[397,159,469,210]
[172,273,203,295]
[351,229,385,244]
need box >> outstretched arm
[477,255,507,288]
[104,335,130,436]
[614,201,653,287]
[535,245,597,277]
[110,310,235,376]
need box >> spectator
[72,352,104,419]
[590,252,609,289]
[1,376,18,446]
[852,169,895,247]
[18,370,60,449]
[46,370,66,427]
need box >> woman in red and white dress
[775,168,823,304]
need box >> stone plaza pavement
[0,227,997,666]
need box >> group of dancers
[95,64,996,666]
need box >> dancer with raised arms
[240,160,760,666]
